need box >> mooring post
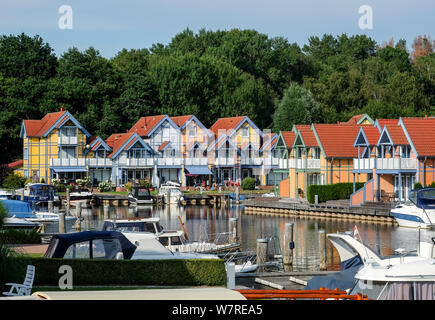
[226,262,235,289]
[75,201,82,232]
[315,194,319,205]
[48,200,54,213]
[166,188,170,205]
[229,217,238,244]
[256,238,268,272]
[103,204,110,220]
[20,189,24,201]
[235,187,240,204]
[58,212,66,233]
[66,188,70,216]
[319,230,327,270]
[283,222,294,266]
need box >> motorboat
[159,182,184,204]
[391,188,435,229]
[0,189,13,200]
[348,239,435,300]
[69,189,93,201]
[128,187,153,205]
[15,183,57,207]
[3,217,40,229]
[0,199,76,224]
[102,218,240,254]
[44,230,220,261]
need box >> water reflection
[66,204,435,272]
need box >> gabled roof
[8,159,23,168]
[260,133,278,151]
[20,110,91,138]
[158,141,171,152]
[129,115,173,137]
[374,119,399,131]
[399,117,435,157]
[278,131,296,149]
[312,124,361,158]
[106,132,154,159]
[345,114,374,125]
[172,115,213,136]
[377,124,409,146]
[295,127,318,148]
[210,116,263,138]
[354,125,381,147]
[207,134,238,152]
[171,115,192,128]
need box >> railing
[353,158,375,171]
[215,157,236,166]
[120,158,154,167]
[376,158,417,170]
[278,158,288,169]
[50,158,86,167]
[263,157,279,167]
[87,158,113,167]
[156,157,183,166]
[58,136,78,145]
[184,158,208,166]
[288,158,320,169]
[241,157,263,166]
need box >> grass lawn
[32,285,190,292]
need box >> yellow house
[20,110,91,184]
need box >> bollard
[226,262,235,289]
[58,212,66,234]
[283,222,294,266]
[235,187,240,204]
[256,238,268,272]
[315,195,319,205]
[228,217,238,244]
[66,188,70,216]
[319,230,327,270]
[48,201,54,213]
[75,201,82,232]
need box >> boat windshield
[417,189,435,209]
[137,189,150,197]
[349,279,387,300]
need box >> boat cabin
[102,218,164,235]
[408,188,435,209]
[130,187,153,202]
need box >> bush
[307,182,364,204]
[413,182,423,190]
[427,182,435,188]
[139,179,152,188]
[0,201,7,229]
[0,229,41,244]
[98,180,115,192]
[241,177,255,190]
[2,173,26,190]
[5,257,227,287]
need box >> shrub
[5,257,227,287]
[0,201,7,229]
[241,177,255,190]
[98,180,115,192]
[0,229,41,244]
[413,182,423,190]
[307,182,364,204]
[427,182,435,188]
[139,179,152,188]
[2,173,26,190]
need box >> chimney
[60,107,63,112]
[425,115,428,119]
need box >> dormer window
[242,127,249,138]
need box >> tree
[411,35,435,62]
[273,83,323,131]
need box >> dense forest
[0,29,434,164]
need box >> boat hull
[391,208,435,229]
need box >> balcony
[289,158,321,170]
[215,157,236,166]
[87,158,113,167]
[376,158,417,170]
[241,157,263,166]
[263,157,279,167]
[50,158,86,167]
[184,157,208,166]
[58,136,78,145]
[156,157,183,166]
[353,158,375,171]
[278,158,289,170]
[118,158,154,167]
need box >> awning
[185,166,213,175]
[51,167,87,173]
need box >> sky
[0,0,434,58]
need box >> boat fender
[289,242,295,250]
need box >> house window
[24,170,28,178]
[24,148,28,160]
[188,125,196,137]
[242,127,249,138]
[401,146,411,158]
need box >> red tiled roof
[345,114,365,125]
[210,116,245,136]
[171,115,192,128]
[106,132,135,158]
[281,131,296,148]
[384,124,409,145]
[401,117,435,156]
[376,119,399,128]
[129,115,166,137]
[91,140,102,151]
[298,127,318,147]
[360,125,380,146]
[23,111,66,137]
[8,159,23,168]
[313,124,361,158]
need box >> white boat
[391,188,435,229]
[234,261,258,273]
[128,187,153,205]
[0,189,13,200]
[3,217,40,229]
[349,241,435,300]
[102,218,240,254]
[159,182,183,204]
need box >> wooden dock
[181,193,231,206]
[243,197,398,225]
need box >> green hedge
[5,257,227,287]
[0,229,41,244]
[241,177,255,190]
[307,182,364,204]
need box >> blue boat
[15,183,57,208]
[0,199,38,219]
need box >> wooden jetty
[181,193,231,206]
[242,197,398,225]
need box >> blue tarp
[0,199,36,218]
[185,166,213,175]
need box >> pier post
[235,187,240,204]
[48,201,54,213]
[319,230,327,270]
[58,212,66,233]
[20,189,24,201]
[75,201,82,232]
[283,222,294,266]
[226,262,235,289]
[66,188,70,216]
[256,238,268,272]
[228,217,238,244]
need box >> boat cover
[0,199,36,218]
[415,188,435,209]
[304,255,363,291]
[185,166,213,175]
[45,231,137,259]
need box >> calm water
[51,204,435,272]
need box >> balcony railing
[376,158,417,170]
[50,158,86,167]
[184,158,208,166]
[353,158,375,171]
[87,158,113,167]
[278,158,289,169]
[58,136,78,145]
[241,157,263,166]
[156,157,183,166]
[263,157,279,167]
[289,158,321,169]
[119,158,154,167]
